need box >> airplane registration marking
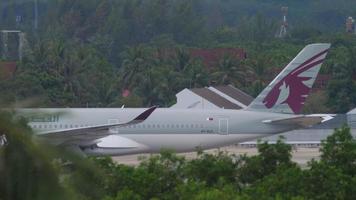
[201,129,214,134]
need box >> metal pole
[18,32,24,61]
[2,31,8,59]
[34,0,38,30]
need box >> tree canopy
[0,0,356,112]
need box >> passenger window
[44,125,47,129]
[152,124,155,128]
[38,125,42,129]
[65,125,68,128]
[157,124,160,128]
[147,124,151,128]
[181,124,184,128]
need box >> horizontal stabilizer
[262,114,334,127]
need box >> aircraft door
[218,118,229,135]
[108,119,119,134]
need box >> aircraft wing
[262,114,334,127]
[38,106,156,144]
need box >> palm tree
[173,47,191,72]
[210,55,252,87]
[120,45,151,90]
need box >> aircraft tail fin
[247,43,331,114]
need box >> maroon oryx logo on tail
[263,49,329,114]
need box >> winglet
[134,106,157,121]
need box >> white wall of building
[347,108,356,128]
[170,89,220,109]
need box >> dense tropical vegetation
[1,111,356,200]
[1,1,356,199]
[0,0,355,112]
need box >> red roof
[313,74,331,90]
[152,48,247,69]
[0,62,17,79]
[190,48,247,67]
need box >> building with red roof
[189,48,247,68]
[0,61,17,79]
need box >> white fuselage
[21,108,297,156]
[15,43,331,156]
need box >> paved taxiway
[112,146,321,168]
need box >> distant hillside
[0,0,356,112]
[1,0,355,34]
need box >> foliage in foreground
[1,110,356,200]
[0,111,106,200]
[94,126,356,200]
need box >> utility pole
[15,0,23,28]
[34,0,38,30]
[1,31,8,59]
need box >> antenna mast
[346,16,355,34]
[277,6,288,38]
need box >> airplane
[18,43,332,156]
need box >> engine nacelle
[80,135,147,156]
